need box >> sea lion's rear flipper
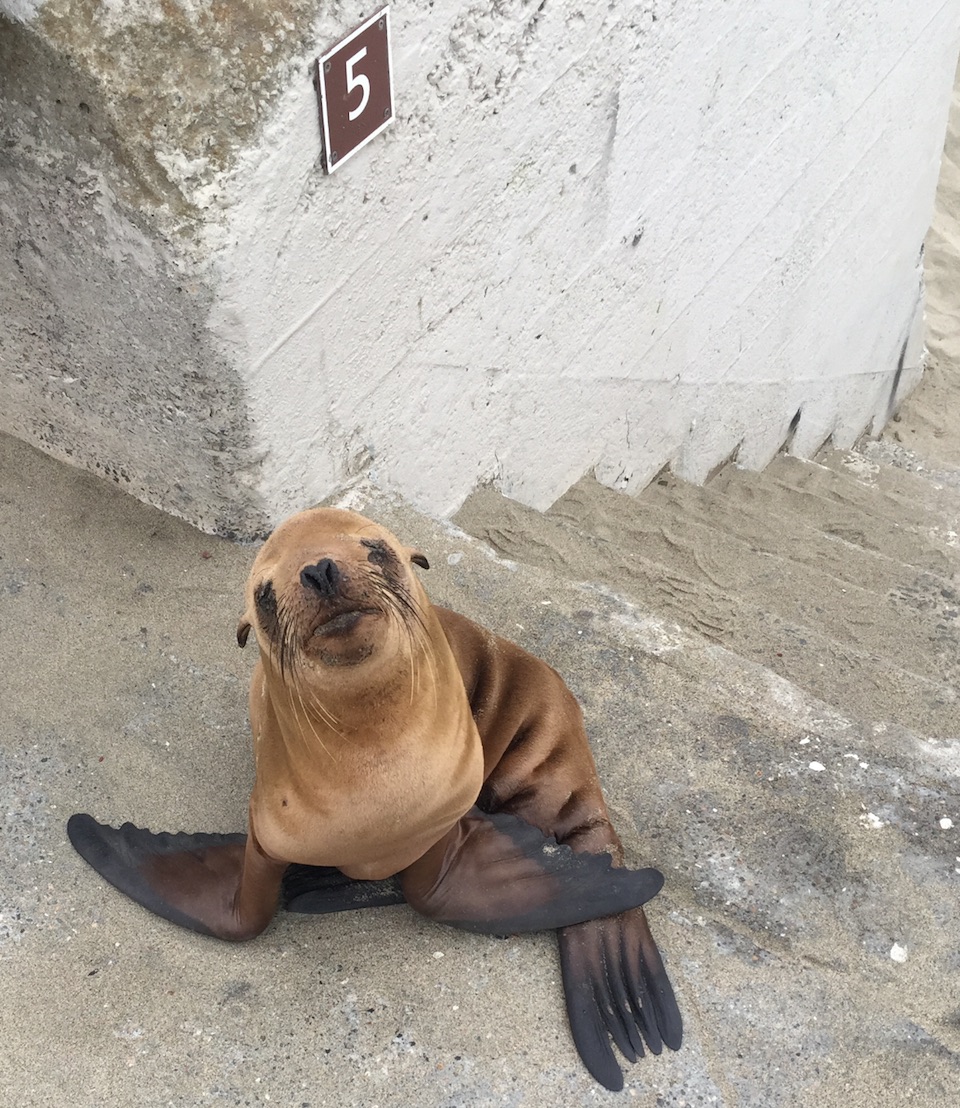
[558,908,682,1091]
[401,808,664,933]
[66,813,285,941]
[283,864,406,914]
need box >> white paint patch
[840,454,881,483]
[114,1024,146,1041]
[940,817,954,830]
[92,174,159,275]
[607,606,687,658]
[206,0,960,521]
[331,480,378,513]
[889,942,909,963]
[861,812,885,830]
[808,761,826,772]
[0,0,45,22]
[930,528,960,548]
[914,737,960,775]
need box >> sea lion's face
[238,508,430,674]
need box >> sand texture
[2,423,960,1106]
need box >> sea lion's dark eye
[362,539,390,567]
[254,581,279,639]
[255,580,277,610]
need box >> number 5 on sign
[346,48,370,121]
[314,8,394,174]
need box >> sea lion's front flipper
[558,908,682,1091]
[283,864,406,914]
[401,808,664,934]
[67,813,285,941]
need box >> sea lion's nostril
[300,558,340,597]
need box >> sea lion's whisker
[290,656,347,743]
[270,593,346,748]
[294,683,338,759]
[300,684,348,742]
[275,595,300,681]
[289,646,343,729]
[287,662,342,756]
[380,583,428,706]
[403,589,440,708]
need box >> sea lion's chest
[249,684,484,878]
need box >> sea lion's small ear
[237,619,251,648]
[410,550,430,570]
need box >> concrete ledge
[2,2,958,533]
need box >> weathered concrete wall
[2,1,958,532]
[0,22,270,536]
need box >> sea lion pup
[67,507,681,1090]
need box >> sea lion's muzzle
[298,557,379,639]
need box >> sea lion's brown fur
[68,507,680,1089]
[238,509,485,882]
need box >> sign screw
[324,60,331,73]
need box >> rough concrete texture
[0,25,269,538]
[3,0,324,237]
[3,405,960,1107]
[193,0,960,518]
[3,2,959,530]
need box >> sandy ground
[4,429,960,1108]
[2,55,960,1108]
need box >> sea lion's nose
[300,558,340,597]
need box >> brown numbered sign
[315,8,394,174]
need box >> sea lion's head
[237,508,431,677]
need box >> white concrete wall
[3,0,959,530]
[213,0,958,519]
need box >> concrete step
[455,447,960,740]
